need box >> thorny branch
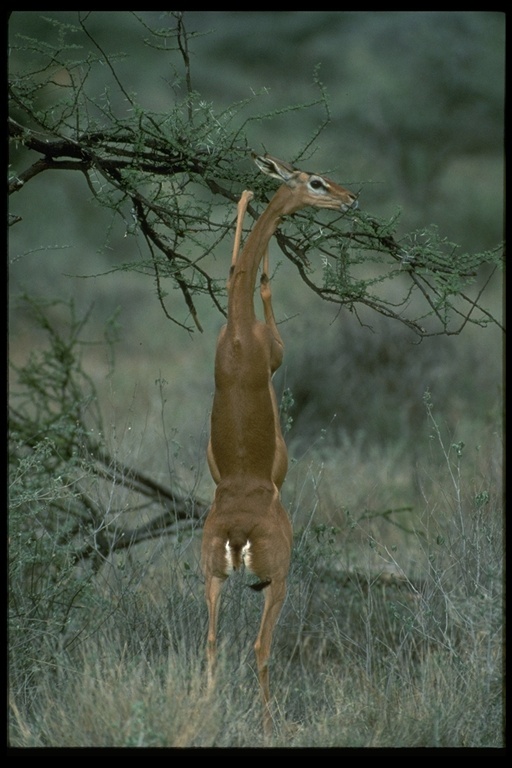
[10,401,207,573]
[8,16,503,341]
[9,114,503,337]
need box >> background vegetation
[8,11,504,747]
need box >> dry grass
[8,410,503,747]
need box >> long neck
[227,185,292,327]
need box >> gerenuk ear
[252,153,296,183]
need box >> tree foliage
[8,11,503,338]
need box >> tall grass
[9,395,503,747]
[8,296,503,746]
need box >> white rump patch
[224,539,252,571]
[242,541,252,570]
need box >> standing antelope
[201,153,357,738]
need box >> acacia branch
[8,110,503,336]
[8,117,202,186]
